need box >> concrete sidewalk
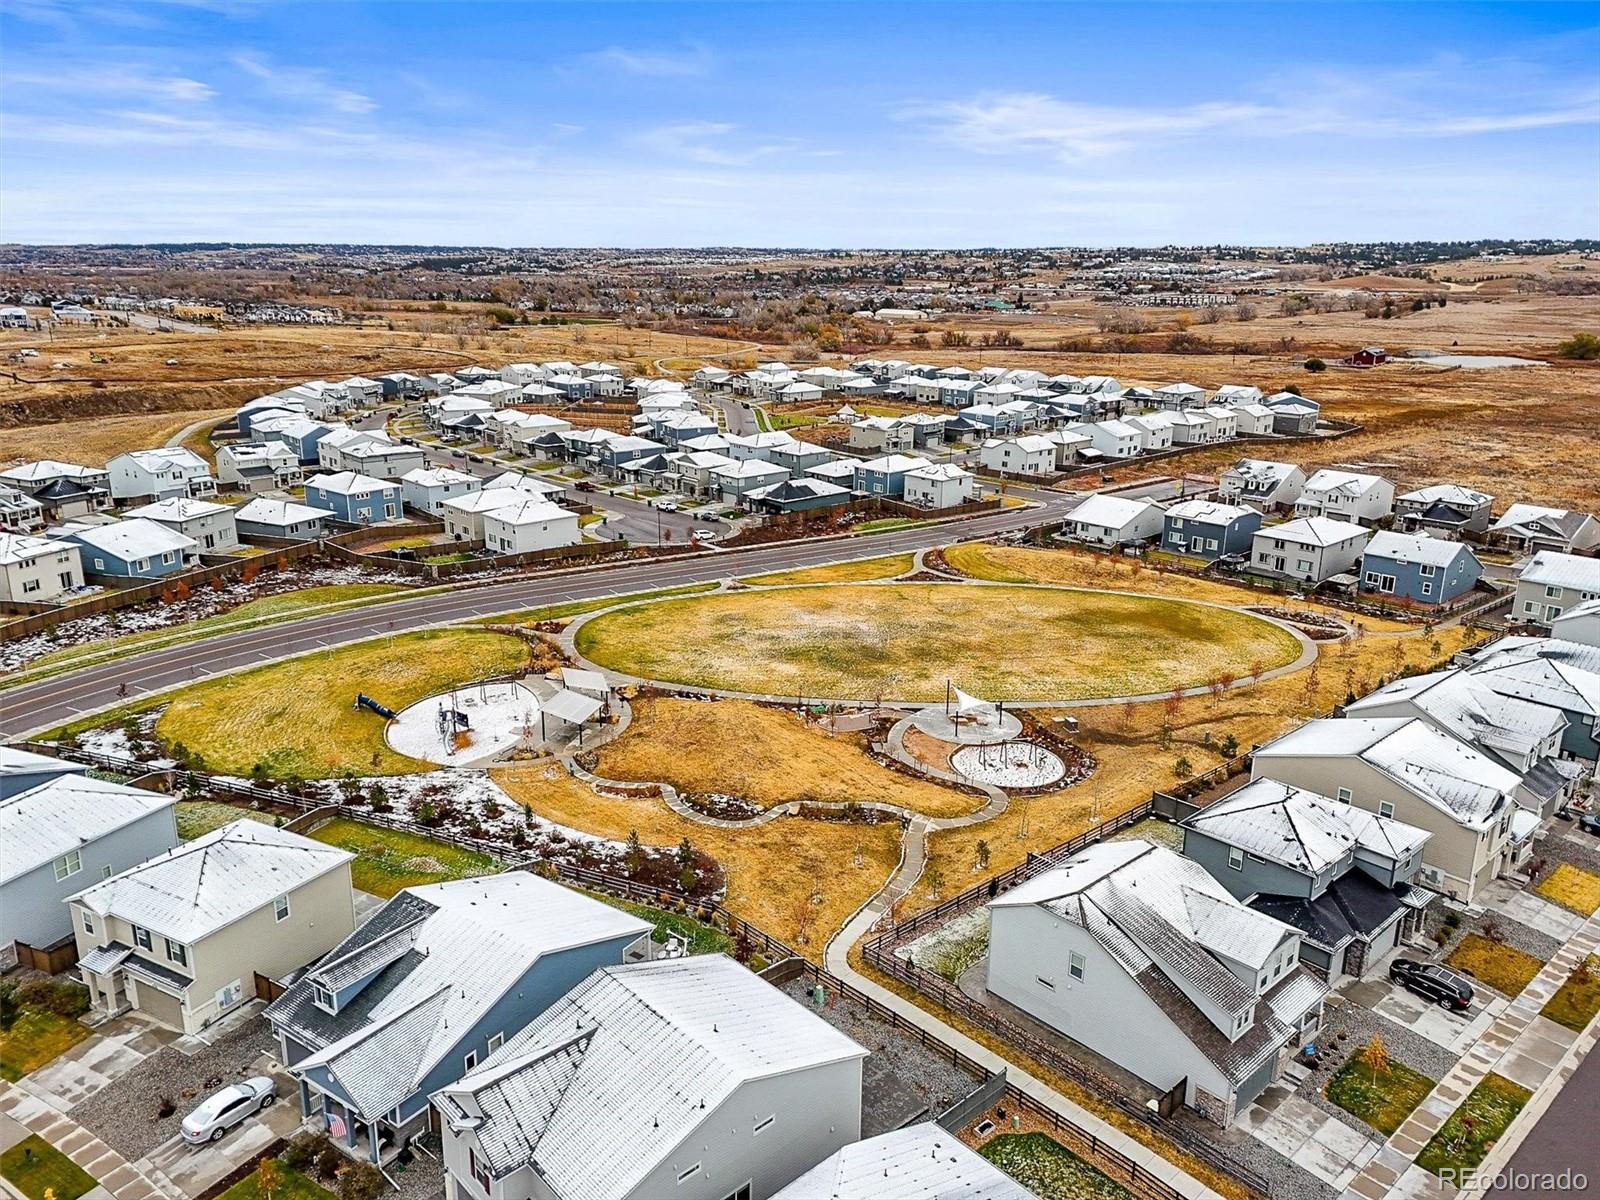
[0,1081,177,1200]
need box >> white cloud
[6,63,215,103]
[632,120,775,166]
[231,51,375,115]
[582,44,711,78]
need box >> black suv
[1390,959,1473,1011]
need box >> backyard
[977,1132,1135,1200]
[307,817,500,896]
[175,800,277,840]
[0,1135,97,1200]
[575,582,1304,702]
[1415,1073,1531,1177]
[155,629,529,777]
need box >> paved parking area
[1238,1083,1384,1190]
[1339,977,1509,1054]
[1476,879,1590,942]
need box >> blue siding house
[1161,500,1262,561]
[266,875,650,1165]
[853,454,932,498]
[60,517,198,580]
[1360,531,1482,607]
[303,472,402,524]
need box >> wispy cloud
[582,44,711,78]
[7,63,215,103]
[231,51,375,115]
[632,120,793,166]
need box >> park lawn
[1446,934,1544,997]
[14,583,414,679]
[1540,956,1600,1032]
[1534,864,1600,915]
[0,1009,90,1082]
[307,818,499,897]
[978,1133,1134,1200]
[1325,1050,1437,1135]
[576,582,1303,702]
[742,553,914,586]
[492,763,901,961]
[217,1164,335,1200]
[583,892,735,956]
[0,1136,97,1200]
[1416,1074,1530,1177]
[596,697,983,819]
[479,583,718,626]
[156,629,527,778]
[175,801,277,840]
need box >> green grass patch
[978,1133,1134,1200]
[1446,933,1543,997]
[421,551,475,564]
[478,582,718,626]
[854,517,922,534]
[742,553,914,586]
[217,1165,335,1200]
[1325,1050,1437,1135]
[584,892,735,956]
[0,1135,97,1200]
[1416,1074,1530,1177]
[0,1009,91,1082]
[1541,956,1600,1032]
[308,817,499,897]
[175,801,278,840]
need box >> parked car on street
[657,500,679,512]
[1390,959,1473,1010]
[1578,812,1600,836]
[574,481,597,492]
[181,1077,277,1145]
[693,529,717,540]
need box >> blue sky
[3,0,1597,246]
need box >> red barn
[1349,346,1388,367]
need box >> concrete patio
[1238,1084,1385,1189]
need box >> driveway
[1238,1080,1384,1190]
[18,1016,181,1111]
[1475,879,1591,942]
[1339,976,1509,1054]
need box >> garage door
[132,979,187,1032]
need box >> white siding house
[1293,470,1395,526]
[481,500,581,555]
[1249,517,1369,584]
[1514,552,1600,628]
[1063,495,1166,547]
[0,533,83,603]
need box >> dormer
[306,917,426,1016]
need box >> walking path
[0,1080,176,1200]
[1338,911,1600,1200]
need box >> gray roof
[775,1122,1035,1200]
[2,775,174,886]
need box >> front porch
[299,1080,421,1167]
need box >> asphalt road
[1484,1042,1600,1198]
[0,493,1077,738]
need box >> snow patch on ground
[74,709,176,768]
[896,905,990,982]
[950,741,1065,788]
[386,683,543,766]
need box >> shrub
[1557,332,1599,360]
[157,1095,176,1118]
[1443,910,1461,929]
[15,977,90,1019]
[283,1131,330,1171]
[338,1163,386,1200]
[315,1142,345,1180]
[1304,357,1327,372]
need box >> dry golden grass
[1534,864,1600,916]
[595,697,983,819]
[1,406,236,466]
[493,762,902,958]
[576,582,1303,702]
[741,553,915,586]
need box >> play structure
[950,741,1067,788]
[354,693,397,720]
[385,681,543,767]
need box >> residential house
[1261,394,1320,435]
[431,955,866,1200]
[1212,385,1265,407]
[1180,779,1433,982]
[1229,404,1277,437]
[2,773,176,955]
[1396,485,1495,537]
[304,473,402,525]
[59,518,198,579]
[849,417,915,454]
[217,443,304,492]
[1165,410,1221,446]
[724,431,799,464]
[774,1123,1033,1200]
[649,411,719,446]
[1041,429,1092,470]
[401,468,482,516]
[1550,600,1600,649]
[595,436,668,480]
[903,463,976,509]
[1293,469,1395,526]
[0,485,46,533]
[234,498,331,542]
[673,451,738,499]
[987,841,1325,1126]
[745,478,853,515]
[1489,505,1600,555]
[1250,718,1521,903]
[1161,501,1261,561]
[1514,551,1600,628]
[124,497,239,554]
[1070,419,1143,460]
[713,459,790,503]
[482,499,581,554]
[1154,382,1208,409]
[1201,406,1240,441]
[254,416,344,464]
[321,433,427,481]
[0,461,113,516]
[1249,517,1369,584]
[441,490,528,542]
[107,449,216,502]
[893,413,950,448]
[1463,642,1600,764]
[1063,495,1166,548]
[340,377,383,406]
[767,440,836,479]
[1359,531,1482,607]
[0,533,83,603]
[1218,459,1306,511]
[71,821,356,1034]
[271,874,652,1165]
[979,436,1055,477]
[1123,413,1176,451]
[853,454,932,498]
[779,381,824,404]
[804,458,860,491]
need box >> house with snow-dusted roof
[1063,494,1165,548]
[775,1122,1033,1200]
[234,497,330,541]
[1293,469,1394,526]
[1250,718,1521,902]
[1359,531,1482,607]
[1250,516,1369,584]
[1550,599,1600,650]
[1218,459,1305,511]
[274,874,651,1166]
[57,517,198,579]
[1396,484,1495,536]
[0,532,83,603]
[1489,504,1600,555]
[1161,500,1261,561]
[401,467,482,516]
[106,448,216,502]
[1180,779,1433,982]
[72,821,354,1034]
[431,955,866,1200]
[124,496,238,553]
[304,472,401,525]
[986,840,1325,1125]
[979,435,1055,477]
[1514,551,1600,628]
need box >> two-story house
[58,518,199,580]
[978,436,1056,476]
[217,443,305,493]
[124,497,240,554]
[1293,469,1394,526]
[1181,779,1434,982]
[70,821,355,1034]
[106,448,217,502]
[853,455,932,498]
[1249,517,1369,584]
[1161,500,1262,561]
[1395,484,1495,537]
[303,472,402,525]
[431,955,866,1200]
[1489,505,1600,555]
[1249,718,1522,903]
[401,468,482,516]
[775,1123,1032,1200]
[0,532,83,603]
[986,840,1326,1127]
[1514,551,1600,628]
[1063,495,1166,548]
[234,498,332,541]
[1217,459,1306,512]
[1358,531,1482,607]
[270,874,652,1165]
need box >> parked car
[657,500,679,512]
[467,453,484,463]
[399,436,415,445]
[181,1077,277,1145]
[1390,959,1473,1011]
[574,481,597,493]
[693,529,717,541]
[1578,812,1600,837]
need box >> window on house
[54,849,82,881]
[1421,582,1433,596]
[486,1032,504,1053]
[1069,952,1086,981]
[464,1051,477,1071]
[720,1186,752,1200]
[1419,564,1436,577]
[677,1164,702,1184]
[22,578,40,594]
[1228,846,1244,871]
[469,1150,492,1194]
[274,894,290,922]
[1379,801,1395,818]
[1336,787,1352,803]
[1546,585,1561,598]
[82,911,95,936]
[312,981,335,1011]
[132,925,152,950]
[166,939,187,966]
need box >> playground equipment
[354,693,397,719]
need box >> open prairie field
[576,582,1303,702]
[0,405,236,464]
[594,696,984,819]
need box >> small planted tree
[1359,1034,1389,1085]
[256,1157,282,1200]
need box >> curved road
[1,496,1075,738]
